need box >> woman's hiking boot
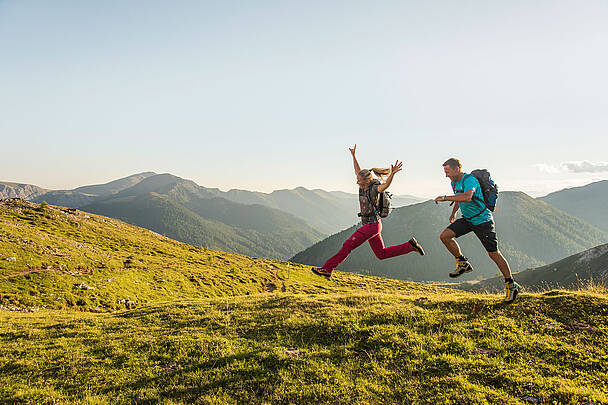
[449,257,473,278]
[408,237,425,256]
[312,267,332,280]
[504,281,521,303]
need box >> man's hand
[434,195,446,204]
[349,144,357,156]
[449,214,456,223]
[391,160,403,174]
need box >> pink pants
[322,221,414,272]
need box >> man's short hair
[443,158,462,169]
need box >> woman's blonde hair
[358,168,390,182]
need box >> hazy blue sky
[1,0,607,197]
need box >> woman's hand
[349,144,357,156]
[390,160,403,174]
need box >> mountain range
[291,191,608,282]
[0,182,48,200]
[26,172,157,208]
[2,172,422,235]
[79,174,324,260]
[204,187,421,234]
[539,180,608,233]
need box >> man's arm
[449,202,460,223]
[434,190,474,204]
[445,190,474,203]
[349,145,361,176]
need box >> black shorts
[446,218,498,252]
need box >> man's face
[443,165,460,181]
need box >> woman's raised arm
[350,144,361,176]
[378,160,403,193]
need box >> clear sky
[1,0,607,198]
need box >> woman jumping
[312,145,425,279]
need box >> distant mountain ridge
[205,186,422,234]
[81,174,324,260]
[31,172,156,208]
[0,182,49,200]
[539,180,608,233]
[462,242,608,292]
[291,191,608,282]
[13,172,423,234]
[72,171,157,196]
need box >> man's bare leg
[440,229,462,258]
[488,250,512,279]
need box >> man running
[434,158,520,303]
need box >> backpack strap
[461,202,488,221]
[366,182,380,215]
[458,174,489,221]
[452,173,470,194]
[357,182,380,218]
[357,181,381,218]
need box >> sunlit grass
[1,200,607,404]
[1,290,607,404]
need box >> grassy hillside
[0,199,410,311]
[1,199,608,403]
[2,290,607,404]
[292,192,608,282]
[540,180,608,233]
[464,243,608,293]
[81,174,324,260]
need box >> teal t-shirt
[451,174,493,225]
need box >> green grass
[2,290,607,404]
[0,200,424,311]
[1,200,608,404]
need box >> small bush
[38,201,49,212]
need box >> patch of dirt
[283,348,305,357]
[153,362,181,373]
[265,282,277,292]
[563,322,599,332]
[473,347,498,355]
[262,263,289,293]
[0,267,57,279]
